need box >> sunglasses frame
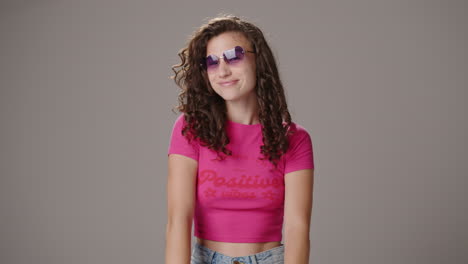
[200,45,256,71]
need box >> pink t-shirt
[167,113,314,242]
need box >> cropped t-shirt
[167,114,314,243]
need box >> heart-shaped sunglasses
[200,45,255,71]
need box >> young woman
[165,15,315,264]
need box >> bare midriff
[196,237,282,257]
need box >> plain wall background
[1,0,466,263]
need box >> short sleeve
[167,114,199,162]
[284,124,315,174]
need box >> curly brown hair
[170,14,296,168]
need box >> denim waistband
[193,241,284,263]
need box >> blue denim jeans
[190,241,285,264]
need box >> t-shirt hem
[284,165,314,175]
[167,152,198,162]
[194,233,282,243]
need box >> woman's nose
[217,59,231,76]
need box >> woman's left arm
[284,168,314,264]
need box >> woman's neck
[225,98,259,125]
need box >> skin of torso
[197,237,282,257]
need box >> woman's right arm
[165,153,198,264]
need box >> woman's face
[205,31,257,103]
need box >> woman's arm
[165,154,198,264]
[283,168,314,264]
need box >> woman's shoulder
[282,120,315,171]
[174,113,185,124]
[172,113,191,131]
[286,120,311,139]
[171,113,201,142]
[169,113,184,133]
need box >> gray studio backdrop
[1,0,466,264]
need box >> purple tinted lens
[206,55,219,69]
[205,46,245,70]
[224,46,244,63]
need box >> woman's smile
[219,80,239,86]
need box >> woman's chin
[216,92,240,102]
